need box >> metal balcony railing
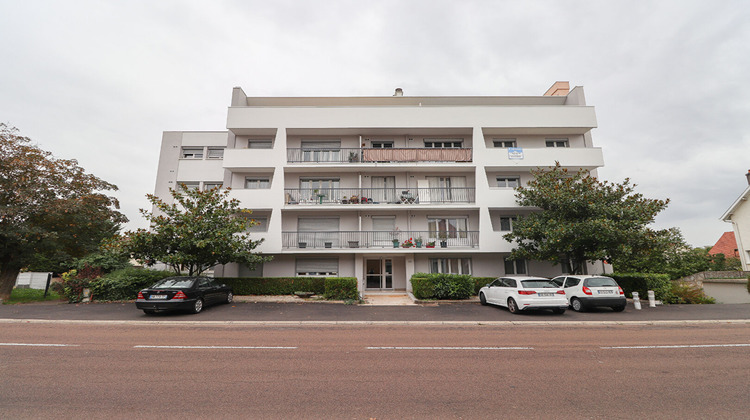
[282,230,479,249]
[286,148,473,163]
[284,187,475,205]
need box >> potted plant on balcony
[401,238,414,248]
[314,189,326,204]
[425,241,436,248]
[415,236,423,248]
[391,227,401,248]
[438,232,448,248]
[348,151,359,162]
[349,195,359,204]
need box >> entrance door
[366,258,393,289]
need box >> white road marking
[367,346,533,350]
[0,343,79,347]
[134,345,297,349]
[601,344,750,349]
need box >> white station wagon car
[479,276,568,314]
[551,275,627,312]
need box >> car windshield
[521,279,556,288]
[150,278,195,289]
[584,277,618,287]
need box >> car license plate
[150,295,168,300]
[598,290,613,294]
[538,293,554,297]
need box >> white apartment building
[153,82,605,293]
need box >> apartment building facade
[153,82,606,293]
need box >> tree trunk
[0,265,21,302]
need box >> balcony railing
[286,148,473,163]
[284,187,475,205]
[282,230,479,249]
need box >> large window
[429,258,472,275]
[424,139,463,148]
[301,140,341,162]
[504,258,527,275]
[245,177,271,189]
[496,177,520,188]
[428,217,468,240]
[426,176,468,202]
[300,178,339,201]
[545,139,569,148]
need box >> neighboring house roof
[709,232,739,257]
[721,186,750,221]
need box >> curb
[2,319,749,327]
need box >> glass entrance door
[365,258,393,289]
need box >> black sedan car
[136,276,233,314]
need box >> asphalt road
[1,322,748,419]
[1,299,749,322]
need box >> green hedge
[215,277,326,295]
[324,277,359,301]
[610,272,673,302]
[410,273,474,300]
[473,277,496,295]
[91,268,173,301]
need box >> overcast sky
[2,0,749,247]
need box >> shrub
[90,268,173,301]
[410,273,474,300]
[670,281,715,304]
[61,265,104,303]
[324,277,359,301]
[215,277,326,295]
[610,272,673,302]
[472,277,496,295]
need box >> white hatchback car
[551,275,626,312]
[479,276,567,314]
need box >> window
[493,139,517,148]
[429,258,472,275]
[504,258,527,275]
[499,216,517,231]
[300,178,339,201]
[181,147,203,159]
[296,258,338,276]
[177,181,199,191]
[301,140,341,162]
[545,139,569,148]
[207,147,225,159]
[203,182,223,191]
[424,139,463,148]
[371,141,394,148]
[245,177,270,189]
[496,177,520,188]
[428,217,468,240]
[426,176,468,202]
[247,140,273,149]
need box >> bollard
[647,290,656,308]
[632,291,641,310]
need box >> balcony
[286,148,473,163]
[282,231,479,249]
[284,187,475,205]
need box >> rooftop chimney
[543,81,570,96]
[746,169,750,185]
[394,88,403,97]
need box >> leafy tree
[0,123,127,301]
[503,163,669,274]
[124,184,269,276]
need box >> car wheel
[192,298,204,314]
[571,298,585,312]
[226,291,234,304]
[143,309,156,315]
[612,305,626,312]
[507,298,520,314]
[479,292,487,306]
[552,308,566,315]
